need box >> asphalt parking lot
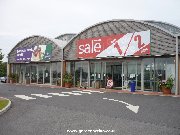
[0,83,180,135]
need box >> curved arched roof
[64,19,180,60]
[55,33,76,41]
[8,35,64,63]
[144,20,180,35]
[65,19,180,46]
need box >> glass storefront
[25,65,30,84]
[11,57,175,93]
[31,65,37,83]
[143,58,155,91]
[57,62,62,86]
[106,62,122,89]
[74,61,88,87]
[90,62,106,88]
[38,65,44,84]
[70,57,175,92]
[44,64,50,84]
[11,62,61,85]
[52,63,57,85]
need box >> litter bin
[130,81,136,92]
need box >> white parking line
[61,92,82,95]
[31,94,52,98]
[82,90,104,93]
[108,99,115,101]
[48,93,70,96]
[15,95,36,100]
[72,91,92,94]
[172,96,180,98]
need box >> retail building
[8,20,180,95]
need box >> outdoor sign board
[16,44,52,62]
[77,30,150,58]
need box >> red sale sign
[77,30,150,58]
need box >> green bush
[8,73,18,81]
[63,72,73,83]
[158,75,174,89]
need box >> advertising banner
[16,44,52,62]
[77,30,150,58]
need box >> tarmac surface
[0,83,180,135]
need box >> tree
[0,49,4,62]
[0,49,6,77]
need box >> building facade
[8,34,75,86]
[8,20,180,95]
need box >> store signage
[77,30,150,58]
[16,44,52,62]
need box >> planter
[26,78,30,84]
[10,79,16,84]
[162,87,171,94]
[64,83,72,88]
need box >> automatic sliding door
[25,65,30,84]
[112,65,122,88]
[20,65,25,83]
[38,65,44,84]
[122,62,128,90]
[106,62,122,89]
[44,64,50,84]
[74,61,88,87]
[90,62,106,88]
[143,58,155,91]
[31,65,37,83]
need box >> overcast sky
[0,0,180,62]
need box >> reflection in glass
[75,61,88,87]
[106,62,122,89]
[137,62,141,90]
[38,65,44,84]
[143,58,155,91]
[44,64,50,84]
[52,63,57,85]
[25,65,30,84]
[31,65,37,83]
[127,61,136,89]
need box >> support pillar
[7,63,11,83]
[175,36,179,95]
[61,61,66,87]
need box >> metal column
[175,36,179,95]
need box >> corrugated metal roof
[64,19,179,60]
[144,20,180,35]
[50,38,68,49]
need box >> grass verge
[0,99,9,110]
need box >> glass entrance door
[74,61,89,87]
[20,65,25,84]
[90,62,106,88]
[143,58,155,91]
[38,65,44,84]
[37,64,50,84]
[44,64,50,84]
[106,62,122,89]
[25,65,30,84]
[31,65,37,83]
[122,62,128,90]
[112,65,122,88]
